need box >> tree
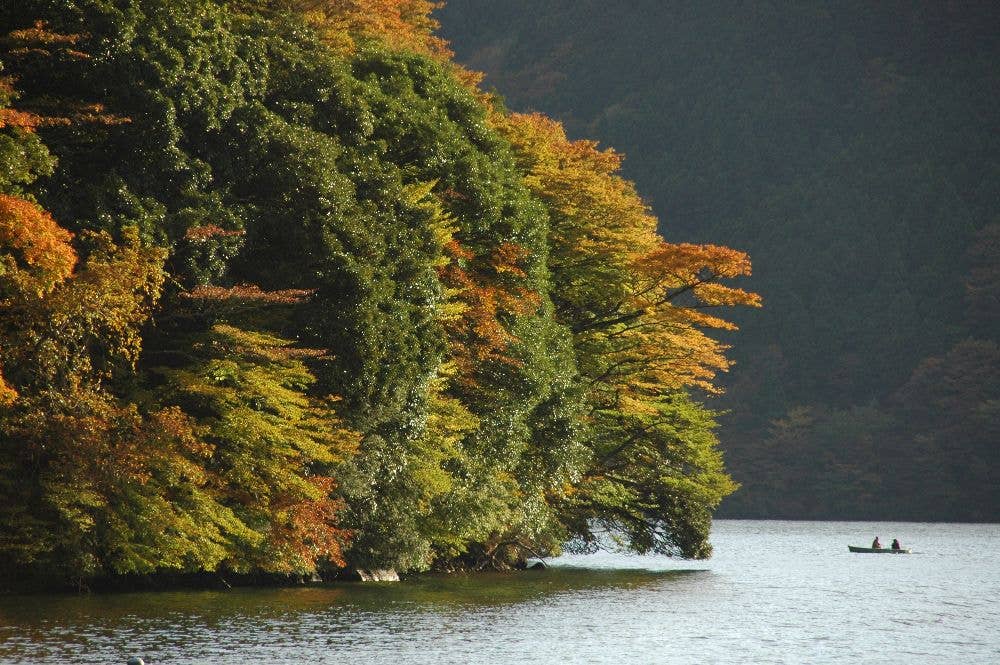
[0,220,216,578]
[1,0,761,581]
[0,195,76,404]
[148,285,359,574]
[496,111,759,556]
[251,0,450,58]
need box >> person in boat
[871,536,882,549]
[891,538,901,550]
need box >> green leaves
[149,293,359,574]
[0,0,752,584]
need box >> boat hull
[848,545,911,553]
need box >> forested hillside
[0,0,757,588]
[439,1,1000,520]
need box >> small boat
[848,545,911,554]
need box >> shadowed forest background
[438,0,1000,521]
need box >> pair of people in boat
[871,537,902,550]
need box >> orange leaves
[581,240,761,398]
[273,476,351,570]
[637,242,754,282]
[1,24,129,130]
[149,406,215,461]
[282,0,451,58]
[0,194,77,297]
[491,242,530,278]
[27,394,184,490]
[64,102,130,127]
[630,241,761,325]
[3,20,82,48]
[437,239,539,385]
[0,102,123,130]
[0,107,47,131]
[494,111,760,402]
[0,227,166,397]
[1,20,88,61]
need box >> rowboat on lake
[848,545,911,553]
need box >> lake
[1,520,998,664]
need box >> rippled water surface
[2,520,998,664]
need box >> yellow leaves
[499,112,660,266]
[497,112,621,176]
[151,314,359,574]
[0,372,17,406]
[407,180,461,269]
[424,367,479,448]
[42,229,166,370]
[0,222,166,404]
[692,282,763,309]
[494,111,761,402]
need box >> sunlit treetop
[494,111,760,399]
[251,0,450,58]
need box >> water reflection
[0,569,701,664]
[2,568,697,619]
[3,521,997,664]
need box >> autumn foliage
[0,0,758,585]
[261,0,450,57]
[495,111,759,555]
[438,239,541,388]
[497,112,760,398]
[0,195,76,296]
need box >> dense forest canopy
[438,0,1000,520]
[0,0,757,586]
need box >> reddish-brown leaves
[2,24,129,127]
[185,283,315,305]
[438,240,540,387]
[3,21,82,47]
[183,225,246,242]
[272,476,351,570]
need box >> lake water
[1,520,998,664]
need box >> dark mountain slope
[438,0,1000,519]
